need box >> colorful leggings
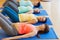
[0,13,18,36]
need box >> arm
[2,29,38,40]
[26,10,33,14]
[25,19,38,24]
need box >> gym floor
[0,0,60,39]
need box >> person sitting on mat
[18,14,47,24]
[0,14,49,40]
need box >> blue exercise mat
[33,18,52,26]
[34,10,48,16]
[0,28,58,40]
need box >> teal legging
[2,6,19,22]
[0,13,18,36]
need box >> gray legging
[0,13,18,36]
[3,1,18,13]
[0,13,12,25]
[3,0,19,7]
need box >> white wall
[51,0,60,38]
[41,0,60,39]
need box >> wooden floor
[0,0,6,8]
[0,0,19,8]
[0,0,41,8]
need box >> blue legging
[2,6,19,22]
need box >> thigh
[2,6,19,22]
[0,17,18,36]
[0,13,12,25]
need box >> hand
[2,38,11,40]
[2,38,17,40]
